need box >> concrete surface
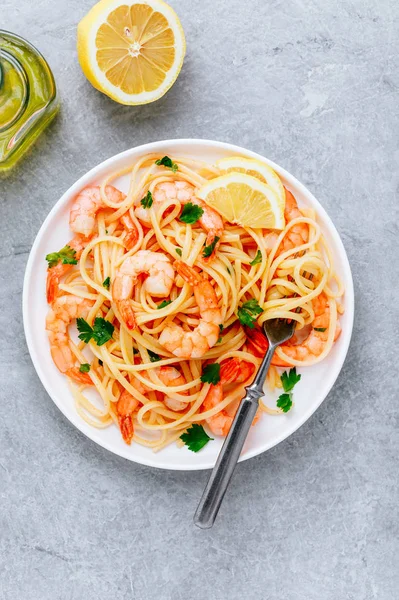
[1,1,398,599]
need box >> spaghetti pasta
[45,154,344,451]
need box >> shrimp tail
[123,229,139,250]
[46,271,60,304]
[117,300,136,330]
[173,260,202,285]
[245,327,269,357]
[121,214,139,250]
[66,367,93,385]
[118,414,134,445]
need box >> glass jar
[0,30,59,174]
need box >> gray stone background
[1,1,398,598]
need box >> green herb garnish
[277,368,302,413]
[155,156,178,172]
[148,350,161,362]
[237,298,263,328]
[180,424,213,452]
[276,393,293,413]
[102,276,110,290]
[203,236,220,258]
[157,300,172,309]
[314,327,327,332]
[76,317,114,346]
[46,245,77,269]
[175,248,182,257]
[250,250,262,266]
[140,190,153,208]
[281,367,301,393]
[79,363,90,373]
[200,363,221,385]
[179,202,204,225]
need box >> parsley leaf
[132,348,139,355]
[102,276,110,290]
[46,245,77,269]
[203,236,220,258]
[217,337,222,344]
[92,318,114,346]
[79,363,90,373]
[314,327,326,332]
[76,318,94,344]
[237,298,263,328]
[157,300,172,309]
[201,363,221,385]
[219,324,224,331]
[179,202,204,225]
[250,250,262,266]
[180,424,213,452]
[281,367,301,393]
[148,350,161,362]
[277,393,293,413]
[140,190,153,208]
[155,156,178,172]
[175,248,182,256]
[77,318,114,346]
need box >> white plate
[23,139,354,470]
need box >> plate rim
[22,138,355,470]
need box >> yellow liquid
[0,31,58,173]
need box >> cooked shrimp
[46,295,95,384]
[203,358,257,436]
[115,389,140,445]
[137,181,224,259]
[246,294,341,366]
[157,366,188,411]
[69,185,125,237]
[46,235,87,303]
[264,188,308,255]
[159,261,222,358]
[120,214,139,250]
[112,250,175,329]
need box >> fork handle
[194,344,276,529]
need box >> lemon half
[216,156,285,206]
[197,172,285,230]
[77,0,186,105]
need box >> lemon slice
[197,172,285,230]
[77,0,186,105]
[216,156,285,206]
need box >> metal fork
[193,317,296,529]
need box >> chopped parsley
[157,300,172,309]
[277,368,302,413]
[250,250,262,266]
[155,156,178,172]
[314,327,327,332]
[148,349,161,362]
[175,248,182,257]
[281,367,301,393]
[132,348,139,355]
[276,393,293,413]
[79,363,90,373]
[102,276,110,290]
[140,190,153,208]
[237,298,263,328]
[200,363,221,385]
[203,236,220,258]
[98,359,103,366]
[180,424,213,452]
[46,245,77,269]
[219,324,224,331]
[179,202,204,225]
[76,317,114,346]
